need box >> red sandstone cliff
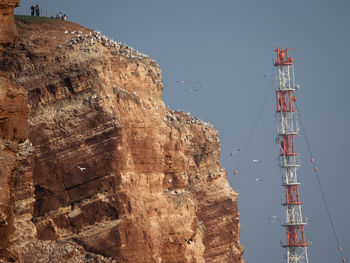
[0,0,20,53]
[0,11,243,263]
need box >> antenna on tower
[273,48,310,263]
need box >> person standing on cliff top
[30,5,35,16]
[35,5,40,16]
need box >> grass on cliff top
[15,15,55,24]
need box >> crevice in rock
[63,77,75,95]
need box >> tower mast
[273,48,310,263]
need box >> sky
[15,1,350,262]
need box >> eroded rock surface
[0,16,244,263]
[0,0,19,53]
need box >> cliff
[0,0,20,53]
[0,12,243,263]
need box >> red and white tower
[273,48,310,263]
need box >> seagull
[64,30,68,34]
[176,80,191,84]
[251,159,261,163]
[230,149,240,156]
[263,73,272,78]
[77,166,86,172]
[255,178,263,182]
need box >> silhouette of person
[30,5,34,16]
[35,5,40,16]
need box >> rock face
[0,72,31,263]
[0,15,243,263]
[0,0,19,53]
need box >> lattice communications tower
[273,48,310,263]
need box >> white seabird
[77,166,86,172]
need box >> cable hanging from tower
[295,101,346,263]
[233,77,275,176]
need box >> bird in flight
[255,178,263,182]
[77,166,86,172]
[251,159,261,163]
[176,80,191,84]
[263,72,272,78]
[230,148,240,156]
[185,85,203,92]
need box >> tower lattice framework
[273,48,310,263]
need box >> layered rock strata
[0,0,20,53]
[0,15,244,262]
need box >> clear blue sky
[15,1,350,262]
